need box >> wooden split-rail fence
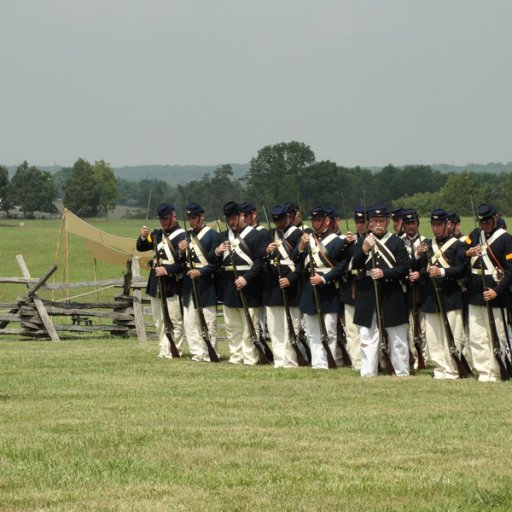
[0,256,152,342]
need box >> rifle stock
[274,256,310,366]
[336,316,352,367]
[370,247,395,375]
[306,235,337,369]
[183,215,220,363]
[222,219,273,365]
[427,250,471,378]
[411,283,427,370]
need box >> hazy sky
[1,0,511,168]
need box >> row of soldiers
[136,199,512,381]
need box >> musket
[152,229,180,358]
[470,197,510,380]
[499,307,512,376]
[262,206,309,366]
[336,316,352,367]
[427,248,472,378]
[363,191,394,375]
[409,226,427,370]
[275,256,309,366]
[221,215,273,365]
[335,192,353,367]
[182,213,220,362]
[340,192,350,232]
[296,191,337,369]
[306,233,337,369]
[370,246,395,375]
[411,283,427,370]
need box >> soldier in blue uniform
[214,201,267,365]
[351,206,410,377]
[177,203,222,362]
[283,202,302,228]
[447,211,473,367]
[263,204,303,367]
[241,201,268,340]
[391,207,405,236]
[401,208,427,369]
[465,204,512,381]
[412,209,468,379]
[338,207,368,370]
[293,206,348,369]
[137,203,186,358]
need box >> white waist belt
[224,265,252,271]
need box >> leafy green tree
[178,164,244,217]
[298,160,339,210]
[0,165,13,215]
[63,158,100,217]
[210,165,244,208]
[92,160,118,216]
[496,173,512,216]
[245,141,316,206]
[393,191,443,217]
[138,179,177,213]
[371,164,446,205]
[116,177,140,206]
[8,161,57,217]
[439,171,489,215]
[338,166,375,211]
[53,167,73,198]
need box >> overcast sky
[1,0,511,168]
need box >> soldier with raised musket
[293,206,348,369]
[465,204,512,381]
[351,206,410,377]
[214,201,267,365]
[412,209,468,379]
[263,204,304,367]
[137,203,186,359]
[177,203,222,362]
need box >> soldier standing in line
[351,206,411,377]
[283,202,303,229]
[401,209,428,369]
[240,201,268,341]
[412,209,468,379]
[214,201,267,365]
[465,204,512,381]
[137,203,186,358]
[263,204,303,367]
[448,211,473,368]
[338,207,368,371]
[391,208,405,236]
[293,206,348,369]
[177,203,222,362]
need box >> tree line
[1,141,512,219]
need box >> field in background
[0,215,478,285]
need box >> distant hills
[112,164,249,184]
[6,161,512,184]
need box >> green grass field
[1,217,512,511]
